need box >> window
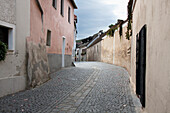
[41,13,43,24]
[60,0,64,16]
[52,0,57,9]
[68,7,71,23]
[46,30,51,46]
[0,24,15,51]
[0,26,8,48]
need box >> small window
[41,13,43,24]
[68,7,71,23]
[53,0,57,9]
[60,0,64,16]
[46,30,51,46]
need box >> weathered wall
[0,0,16,24]
[101,36,114,64]
[0,0,30,97]
[27,0,51,87]
[114,26,131,74]
[27,42,50,87]
[131,0,170,112]
[87,42,101,62]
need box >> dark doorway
[136,25,147,107]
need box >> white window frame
[0,20,16,51]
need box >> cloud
[74,0,128,40]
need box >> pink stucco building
[0,0,77,97]
[28,0,77,73]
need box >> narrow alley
[0,62,141,113]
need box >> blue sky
[74,0,129,40]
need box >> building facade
[0,0,30,97]
[130,0,170,112]
[0,0,77,97]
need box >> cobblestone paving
[0,66,94,113]
[76,62,138,113]
[0,62,141,113]
[50,67,101,113]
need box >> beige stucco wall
[101,36,114,64]
[87,42,101,62]
[0,0,30,97]
[114,26,131,74]
[86,27,131,74]
[131,0,170,112]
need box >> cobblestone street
[0,62,141,113]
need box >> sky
[74,0,129,40]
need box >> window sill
[7,50,15,55]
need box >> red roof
[74,15,77,20]
[74,15,78,23]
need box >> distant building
[72,15,78,62]
[76,30,104,61]
[86,21,131,72]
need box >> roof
[70,0,78,9]
[87,32,107,48]
[87,19,128,48]
[77,42,89,48]
[76,30,105,49]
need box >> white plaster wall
[131,0,170,112]
[0,0,30,97]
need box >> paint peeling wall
[27,0,51,87]
[131,0,170,112]
[27,42,50,87]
